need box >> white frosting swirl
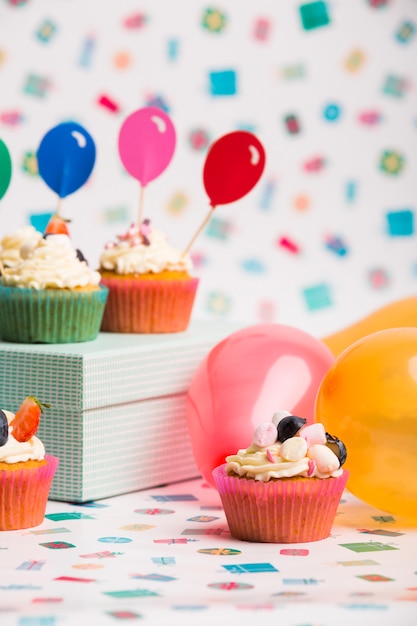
[99,225,192,274]
[226,421,344,481]
[0,410,45,463]
[1,235,101,289]
[0,226,42,268]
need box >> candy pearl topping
[253,422,278,447]
[280,436,308,462]
[271,410,292,427]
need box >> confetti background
[0,0,416,338]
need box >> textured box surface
[0,320,240,502]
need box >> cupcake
[0,396,59,531]
[99,220,198,333]
[0,225,43,270]
[212,411,349,543]
[0,233,108,343]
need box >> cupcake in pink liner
[212,411,349,543]
[99,220,198,333]
[0,396,59,531]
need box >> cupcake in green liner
[0,234,108,343]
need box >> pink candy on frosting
[253,422,278,447]
[299,423,327,447]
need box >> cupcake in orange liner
[0,396,59,531]
[212,411,348,543]
[99,220,198,333]
[0,233,108,343]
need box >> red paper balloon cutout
[203,131,266,207]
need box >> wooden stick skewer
[138,184,144,226]
[56,195,63,217]
[181,206,215,257]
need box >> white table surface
[1,477,416,626]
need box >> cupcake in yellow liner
[0,234,108,343]
[212,411,348,543]
[0,225,43,270]
[0,396,58,531]
[99,220,198,333]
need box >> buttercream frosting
[1,234,101,289]
[0,226,42,268]
[99,221,192,274]
[226,413,346,481]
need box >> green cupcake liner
[0,284,108,343]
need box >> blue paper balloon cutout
[37,122,96,198]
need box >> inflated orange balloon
[315,327,417,520]
[322,295,417,357]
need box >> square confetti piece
[303,283,332,311]
[386,209,414,236]
[299,1,330,31]
[208,69,237,95]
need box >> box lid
[0,319,241,411]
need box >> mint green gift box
[0,320,239,502]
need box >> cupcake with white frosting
[0,396,59,530]
[212,410,349,543]
[0,234,108,343]
[99,220,198,333]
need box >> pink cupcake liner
[100,275,199,333]
[213,464,349,543]
[0,455,59,531]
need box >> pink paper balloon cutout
[186,324,335,487]
[118,107,176,186]
[203,130,266,207]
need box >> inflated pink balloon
[186,324,335,487]
[118,107,176,185]
[203,131,265,207]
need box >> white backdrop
[1,0,416,338]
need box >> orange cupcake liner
[100,275,199,333]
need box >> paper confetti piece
[299,1,331,31]
[208,69,237,96]
[39,541,76,550]
[303,283,333,311]
[78,33,96,67]
[223,563,278,574]
[253,17,271,41]
[104,588,159,598]
[54,576,96,583]
[198,548,242,555]
[123,13,147,29]
[357,574,395,582]
[386,209,414,236]
[358,529,404,537]
[151,494,198,502]
[97,94,121,113]
[208,582,254,590]
[45,512,95,521]
[345,49,366,72]
[340,542,399,552]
